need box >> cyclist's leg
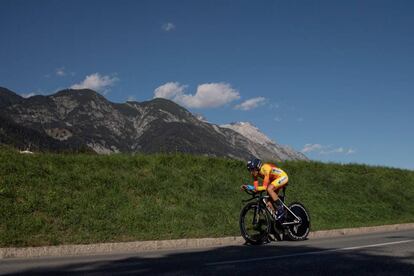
[275,178,288,201]
[266,183,278,203]
[267,175,289,216]
[267,174,289,202]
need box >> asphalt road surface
[1,229,413,275]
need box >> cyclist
[243,158,288,220]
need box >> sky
[1,0,413,170]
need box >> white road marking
[206,239,414,266]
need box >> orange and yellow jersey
[253,163,288,191]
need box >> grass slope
[1,146,413,247]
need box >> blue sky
[1,0,413,170]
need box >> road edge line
[1,222,414,259]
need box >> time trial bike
[239,186,310,244]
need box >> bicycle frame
[242,189,302,225]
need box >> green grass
[1,146,413,247]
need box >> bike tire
[285,202,311,241]
[239,202,271,245]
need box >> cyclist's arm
[253,177,268,191]
[262,174,270,190]
[253,177,259,190]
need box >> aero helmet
[247,158,262,171]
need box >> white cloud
[71,73,118,94]
[154,82,186,99]
[162,22,176,31]
[154,82,240,109]
[268,103,280,110]
[234,97,266,111]
[21,92,36,98]
[320,147,344,155]
[302,144,323,153]
[302,144,356,155]
[56,67,66,76]
[346,149,356,155]
[127,96,136,102]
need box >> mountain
[0,87,24,109]
[220,122,308,161]
[0,113,91,153]
[0,87,307,161]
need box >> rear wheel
[285,202,310,241]
[239,202,270,245]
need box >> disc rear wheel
[285,202,310,241]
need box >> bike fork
[252,204,261,225]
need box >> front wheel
[239,202,271,245]
[285,202,311,241]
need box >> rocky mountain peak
[220,121,308,161]
[221,121,275,146]
[52,89,107,104]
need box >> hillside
[1,147,413,247]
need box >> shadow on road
[5,241,414,275]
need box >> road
[1,229,413,275]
